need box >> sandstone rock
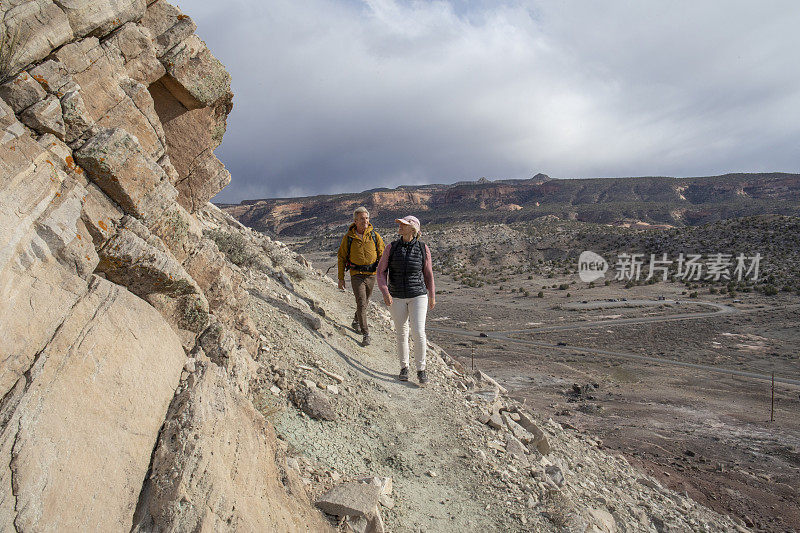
[79,180,124,244]
[360,476,392,497]
[4,275,185,532]
[0,129,92,396]
[175,149,231,212]
[74,127,171,218]
[97,216,201,298]
[52,36,104,74]
[0,1,73,76]
[503,413,535,445]
[54,0,146,38]
[0,71,47,113]
[505,434,530,465]
[140,0,197,57]
[104,22,165,84]
[160,34,231,108]
[60,88,95,143]
[316,481,381,518]
[517,410,551,455]
[29,59,72,95]
[19,95,65,138]
[121,79,166,154]
[133,364,333,532]
[475,369,508,394]
[146,202,202,262]
[586,507,617,533]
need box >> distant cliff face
[0,2,328,530]
[221,173,800,236]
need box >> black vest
[388,238,427,299]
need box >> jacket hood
[348,222,374,235]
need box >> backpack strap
[344,236,354,271]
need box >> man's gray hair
[353,206,369,219]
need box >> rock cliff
[0,1,329,530]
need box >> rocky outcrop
[132,362,332,532]
[0,1,331,530]
[2,276,185,531]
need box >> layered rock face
[0,2,327,530]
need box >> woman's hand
[383,293,393,306]
[429,295,436,310]
[338,279,345,291]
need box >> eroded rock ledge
[0,1,327,530]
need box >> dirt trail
[250,274,525,532]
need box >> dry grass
[0,23,29,82]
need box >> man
[338,207,385,346]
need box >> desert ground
[301,243,800,533]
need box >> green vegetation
[207,228,257,268]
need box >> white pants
[389,294,428,371]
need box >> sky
[176,0,800,202]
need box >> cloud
[177,0,800,202]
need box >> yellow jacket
[338,223,385,279]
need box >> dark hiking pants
[351,274,376,335]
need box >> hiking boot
[399,367,409,381]
[352,320,361,334]
[362,333,371,346]
[417,370,428,385]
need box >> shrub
[762,284,779,296]
[537,291,544,298]
[207,229,257,268]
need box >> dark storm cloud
[178,0,800,202]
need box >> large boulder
[53,0,146,38]
[140,0,196,58]
[0,1,73,76]
[132,363,333,532]
[74,127,173,219]
[0,71,47,113]
[0,105,92,397]
[1,275,185,531]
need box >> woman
[376,215,436,384]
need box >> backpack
[345,231,381,272]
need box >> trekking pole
[770,372,775,423]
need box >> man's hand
[338,279,345,291]
[383,293,392,306]
[429,295,436,310]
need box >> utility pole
[770,372,775,423]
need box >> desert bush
[537,291,544,298]
[762,284,778,296]
[207,229,257,268]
